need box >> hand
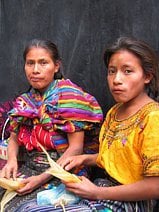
[16,175,43,195]
[0,160,18,180]
[56,155,68,168]
[64,176,98,199]
[57,155,85,171]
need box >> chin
[113,97,122,102]
[31,85,42,91]
[31,83,42,89]
[112,95,127,103]
[114,98,126,103]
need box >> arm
[17,131,85,195]
[57,131,84,166]
[7,132,19,162]
[17,152,98,196]
[60,153,98,171]
[99,176,159,201]
[65,176,159,201]
[1,131,53,195]
[0,132,19,179]
[17,171,53,195]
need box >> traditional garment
[96,102,159,184]
[9,79,103,155]
[0,79,103,211]
[14,101,159,212]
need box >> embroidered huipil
[96,102,159,184]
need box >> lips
[112,89,124,94]
[30,77,41,82]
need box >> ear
[55,61,60,73]
[144,73,153,84]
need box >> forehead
[26,47,52,59]
[109,50,141,66]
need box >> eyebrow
[108,64,133,68]
[26,58,48,61]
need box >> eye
[40,60,48,66]
[26,60,34,66]
[124,69,132,74]
[108,68,116,75]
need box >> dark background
[0,0,159,115]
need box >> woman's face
[25,47,59,93]
[107,50,151,103]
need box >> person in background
[16,37,159,212]
[0,39,103,211]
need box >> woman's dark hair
[103,37,159,100]
[23,39,63,79]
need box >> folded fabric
[8,79,103,159]
[37,183,80,206]
[9,79,103,133]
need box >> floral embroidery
[143,154,159,176]
[102,102,159,148]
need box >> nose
[113,72,122,84]
[33,63,40,73]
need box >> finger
[60,161,70,169]
[5,168,12,179]
[57,160,64,168]
[78,176,83,180]
[64,162,75,171]
[18,190,31,195]
[13,169,17,180]
[20,178,29,184]
[17,188,28,195]
[17,187,26,193]
[17,183,29,194]
[57,158,69,168]
[0,169,5,178]
[80,176,86,180]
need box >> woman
[17,37,159,211]
[0,39,103,211]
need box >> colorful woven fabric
[0,80,103,211]
[8,79,103,153]
[9,79,103,130]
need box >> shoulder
[57,79,84,94]
[141,102,159,118]
[100,104,120,130]
[14,92,31,105]
[139,102,159,129]
[57,79,98,101]
[105,103,120,118]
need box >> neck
[117,93,154,120]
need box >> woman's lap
[14,199,92,212]
[13,178,151,212]
[0,160,154,212]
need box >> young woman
[16,37,159,212]
[0,39,103,211]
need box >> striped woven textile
[8,79,103,152]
